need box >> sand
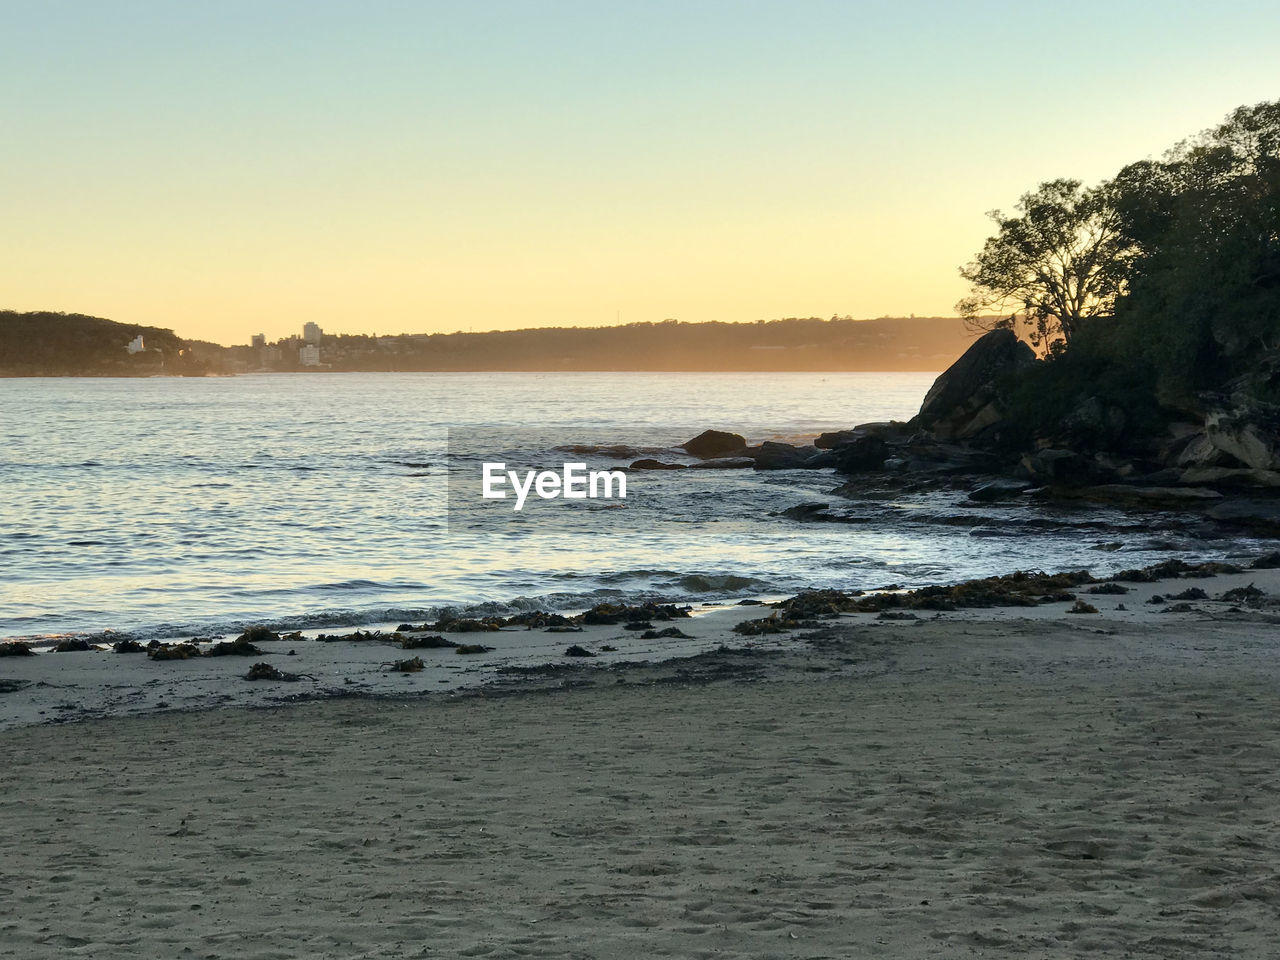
[3,567,1280,958]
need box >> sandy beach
[3,565,1280,958]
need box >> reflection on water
[0,372,1265,640]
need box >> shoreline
[3,555,1277,731]
[4,563,1280,956]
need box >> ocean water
[0,372,1267,642]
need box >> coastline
[4,561,1280,956]
[3,558,1278,730]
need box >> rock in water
[914,329,1035,442]
[629,459,687,470]
[752,441,828,470]
[968,478,1031,502]
[680,430,747,459]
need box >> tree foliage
[961,99,1279,431]
[1112,100,1280,404]
[958,179,1136,351]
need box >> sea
[1,372,1269,642]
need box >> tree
[957,179,1136,351]
[1104,100,1280,403]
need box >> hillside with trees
[2,314,978,375]
[0,311,196,377]
[266,316,974,372]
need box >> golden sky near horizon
[4,2,1278,345]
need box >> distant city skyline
[4,1,1278,345]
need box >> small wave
[672,573,769,593]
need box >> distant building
[125,334,145,354]
[300,344,321,367]
[303,322,322,345]
[251,333,265,349]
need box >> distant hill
[239,316,978,372]
[1,312,979,375]
[0,311,195,376]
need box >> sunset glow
[4,1,1277,344]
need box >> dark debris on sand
[733,557,1263,636]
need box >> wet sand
[2,568,1280,958]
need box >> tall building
[250,333,265,349]
[300,344,321,367]
[303,322,322,345]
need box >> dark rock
[236,626,281,644]
[390,657,425,672]
[681,430,747,459]
[1207,499,1280,535]
[968,478,1031,502]
[732,615,812,635]
[1220,583,1266,604]
[1057,485,1223,508]
[832,434,888,473]
[582,602,691,625]
[563,645,596,657]
[639,627,693,639]
[0,642,35,657]
[113,638,147,653]
[1021,449,1102,485]
[629,459,687,470]
[622,621,653,631]
[53,637,94,652]
[1068,600,1099,614]
[0,679,31,693]
[1113,558,1240,582]
[505,611,577,629]
[244,661,307,682]
[1087,583,1129,595]
[148,642,201,660]
[205,637,264,657]
[814,429,861,449]
[455,644,494,655]
[914,329,1035,441]
[432,617,504,633]
[779,502,832,521]
[1251,551,1280,569]
[1169,587,1209,601]
[317,629,395,642]
[399,634,458,649]
[752,441,826,470]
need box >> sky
[3,1,1278,345]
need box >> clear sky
[3,1,1277,344]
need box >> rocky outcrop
[913,329,1035,442]
[751,442,833,470]
[1165,405,1280,487]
